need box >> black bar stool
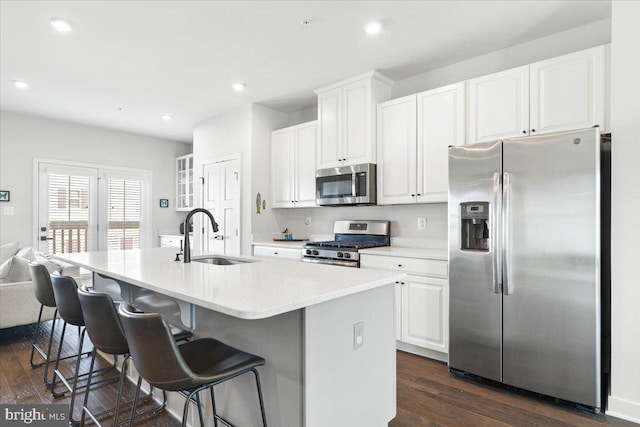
[77,288,168,427]
[28,262,90,387]
[50,274,118,423]
[118,302,268,427]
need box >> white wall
[0,111,190,248]
[608,1,640,423]
[251,104,289,238]
[392,18,611,97]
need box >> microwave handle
[352,172,357,196]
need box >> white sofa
[0,242,81,329]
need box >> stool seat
[178,338,265,388]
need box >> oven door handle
[300,257,358,268]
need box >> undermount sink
[191,256,256,265]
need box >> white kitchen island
[55,247,404,427]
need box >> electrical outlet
[417,217,426,230]
[3,207,15,216]
[353,321,364,350]
[304,217,312,226]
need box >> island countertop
[54,248,404,320]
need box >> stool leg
[252,368,268,427]
[50,320,68,392]
[41,310,59,387]
[112,355,130,426]
[67,328,87,423]
[128,376,143,427]
[79,348,97,427]
[209,386,218,427]
[195,391,204,427]
[29,304,45,368]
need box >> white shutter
[46,173,91,254]
[107,178,142,250]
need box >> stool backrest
[29,263,56,307]
[78,289,129,356]
[118,302,195,391]
[50,275,84,326]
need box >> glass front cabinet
[176,154,193,211]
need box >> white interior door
[37,163,99,254]
[202,157,241,255]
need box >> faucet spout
[183,208,219,263]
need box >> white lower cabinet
[253,245,302,260]
[361,253,449,361]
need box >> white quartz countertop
[54,248,404,320]
[360,246,448,261]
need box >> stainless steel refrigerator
[448,127,610,411]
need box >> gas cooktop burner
[301,220,390,267]
[305,241,388,250]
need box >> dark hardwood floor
[1,322,636,426]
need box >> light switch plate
[353,321,364,350]
[3,206,15,216]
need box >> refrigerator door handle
[503,171,512,295]
[492,172,502,294]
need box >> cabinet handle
[522,130,526,134]
[417,193,421,196]
[342,158,347,161]
[531,129,536,133]
[398,264,403,267]
[411,194,415,197]
[274,252,279,255]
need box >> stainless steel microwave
[315,163,376,206]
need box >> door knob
[214,235,224,240]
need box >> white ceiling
[0,1,611,143]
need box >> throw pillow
[16,247,36,261]
[34,255,63,274]
[5,256,32,282]
[0,257,12,279]
[0,241,20,265]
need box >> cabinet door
[468,66,530,143]
[395,280,402,341]
[253,245,301,259]
[295,122,318,207]
[530,45,605,135]
[343,78,373,165]
[376,95,417,205]
[317,88,343,168]
[417,83,465,203]
[401,275,449,353]
[271,129,295,208]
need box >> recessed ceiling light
[232,82,246,91]
[364,21,383,35]
[50,18,73,32]
[162,115,173,121]
[13,80,29,89]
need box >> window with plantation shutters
[46,173,92,254]
[106,178,142,250]
[37,160,151,253]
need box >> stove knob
[344,253,351,259]
[312,250,319,256]
[337,252,344,258]
[306,250,312,255]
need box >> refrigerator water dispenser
[460,202,490,251]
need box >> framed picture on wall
[0,191,9,202]
[159,199,169,208]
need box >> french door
[37,161,150,254]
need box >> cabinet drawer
[360,254,447,277]
[253,246,301,260]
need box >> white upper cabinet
[529,45,606,135]
[468,66,530,143]
[417,83,466,202]
[377,83,465,205]
[271,121,317,208]
[175,153,194,211]
[468,45,607,144]
[316,72,392,169]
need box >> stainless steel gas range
[301,220,390,267]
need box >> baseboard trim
[607,395,640,424]
[396,341,448,363]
